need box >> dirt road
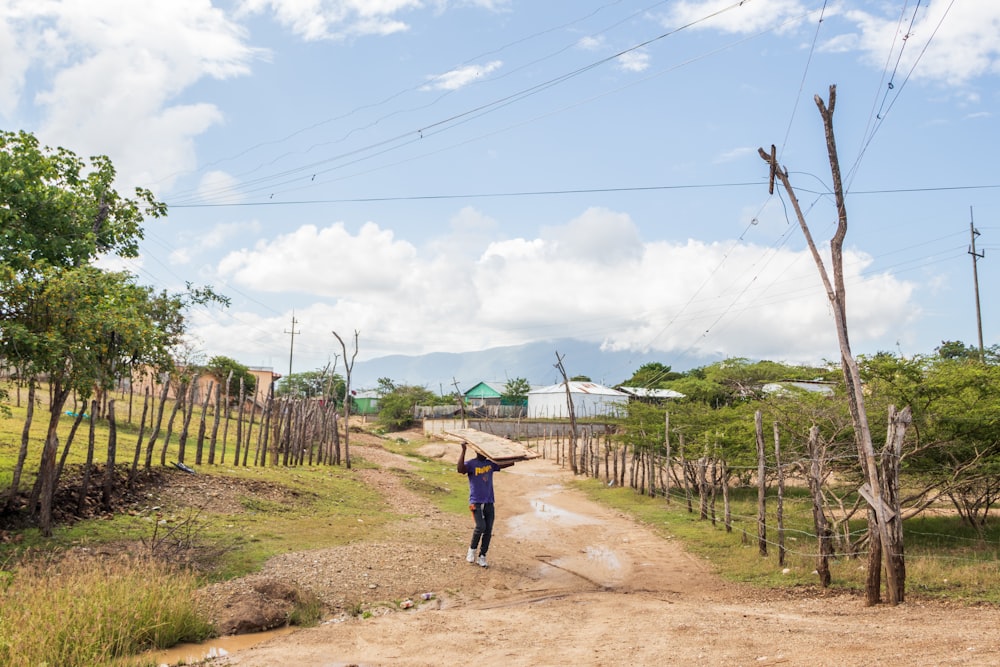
[215,445,1000,667]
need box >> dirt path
[215,445,1000,667]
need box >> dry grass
[0,551,213,667]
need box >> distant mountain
[351,339,708,393]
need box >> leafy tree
[376,385,440,431]
[0,130,163,272]
[205,356,256,400]
[667,358,833,407]
[276,368,345,402]
[621,362,681,388]
[860,352,1000,533]
[569,375,592,382]
[1,267,181,534]
[665,375,729,407]
[501,377,531,406]
[936,340,1000,364]
[376,377,396,397]
[0,131,224,536]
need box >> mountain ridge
[351,339,707,393]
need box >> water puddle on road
[583,545,621,570]
[149,626,297,665]
[507,495,600,540]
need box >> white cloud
[422,61,503,91]
[673,1,1000,86]
[667,0,812,35]
[239,0,421,40]
[843,3,1000,86]
[195,208,919,368]
[577,35,604,51]
[3,0,261,191]
[617,50,650,73]
[217,221,420,294]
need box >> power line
[168,0,765,207]
[165,181,1000,209]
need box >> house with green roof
[464,381,506,407]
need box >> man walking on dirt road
[457,442,515,568]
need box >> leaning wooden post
[128,387,150,488]
[195,381,212,465]
[208,381,222,465]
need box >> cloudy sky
[3,0,998,386]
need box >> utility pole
[284,312,300,387]
[968,207,985,362]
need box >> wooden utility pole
[758,84,906,605]
[553,352,578,474]
[968,208,985,362]
[284,312,300,387]
[452,378,467,428]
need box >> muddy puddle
[150,626,297,665]
[505,485,600,541]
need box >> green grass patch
[572,476,1000,604]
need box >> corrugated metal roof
[528,381,627,396]
[618,386,685,399]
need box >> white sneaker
[477,554,488,568]
[466,548,476,563]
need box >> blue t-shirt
[465,457,501,504]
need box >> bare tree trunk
[56,410,86,490]
[128,387,150,487]
[759,86,904,603]
[208,381,222,465]
[146,377,170,471]
[333,330,359,469]
[102,400,117,511]
[243,400,256,467]
[722,461,732,532]
[177,380,197,464]
[755,410,767,557]
[195,381,212,465]
[234,377,246,467]
[882,405,912,603]
[664,411,671,503]
[36,383,72,537]
[160,379,186,467]
[709,455,717,526]
[78,399,98,516]
[806,425,833,587]
[4,380,35,510]
[554,352,578,474]
[774,421,786,567]
[221,370,233,464]
[697,455,709,520]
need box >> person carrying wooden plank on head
[457,441,516,568]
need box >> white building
[527,381,629,419]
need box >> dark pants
[470,502,496,555]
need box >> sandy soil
[205,440,1000,667]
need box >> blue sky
[3,0,998,386]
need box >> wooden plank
[442,428,539,463]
